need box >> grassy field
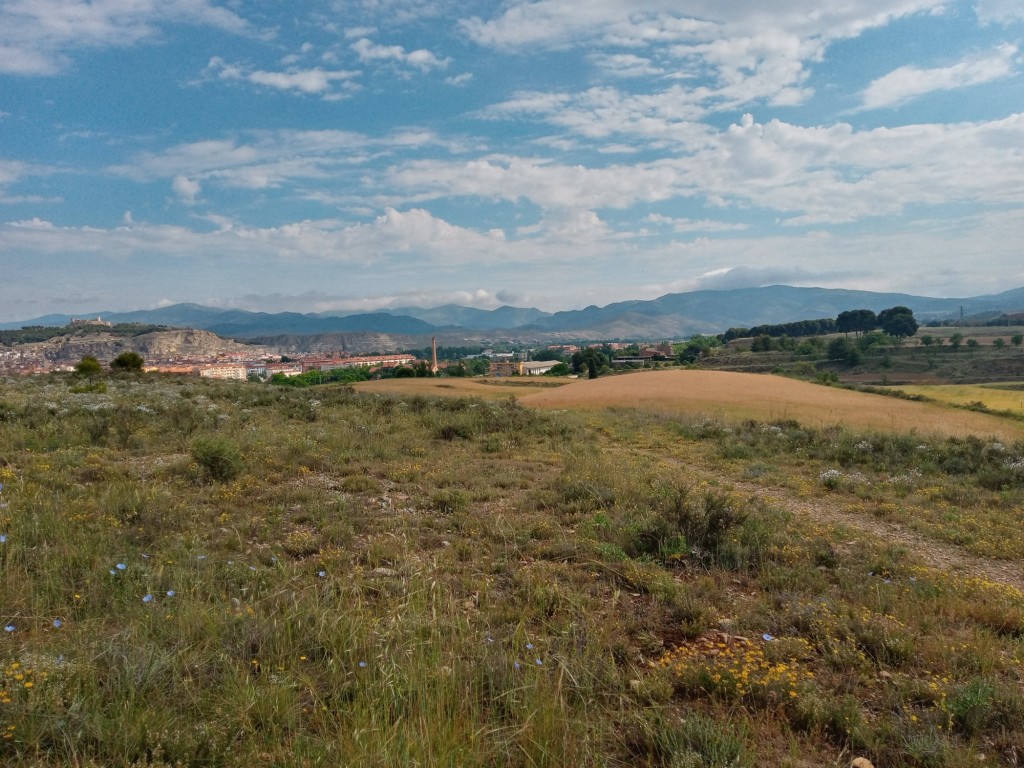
[892,383,1024,416]
[2,373,1024,766]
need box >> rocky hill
[11,329,270,364]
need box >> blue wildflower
[317,570,326,578]
[4,624,13,632]
[166,590,176,597]
[53,619,63,629]
[525,643,534,650]
[0,534,6,544]
[358,661,368,668]
[535,658,543,666]
[513,661,522,671]
[116,563,127,571]
[763,633,775,642]
[142,594,154,603]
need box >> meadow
[1,371,1024,766]
[892,383,1024,417]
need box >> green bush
[190,435,244,482]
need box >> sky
[1,0,1023,322]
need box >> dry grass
[353,376,563,400]
[894,383,1024,415]
[518,370,1024,441]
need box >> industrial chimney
[430,336,439,375]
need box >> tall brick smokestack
[431,336,439,375]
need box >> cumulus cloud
[975,0,1024,23]
[172,176,201,205]
[204,57,361,99]
[445,72,473,86]
[861,44,1020,109]
[0,0,251,75]
[461,0,946,109]
[350,38,450,71]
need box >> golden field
[358,370,1024,441]
[893,383,1024,415]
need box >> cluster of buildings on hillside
[0,348,420,378]
[186,353,418,380]
[0,339,676,378]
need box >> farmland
[892,383,1024,417]
[1,371,1024,766]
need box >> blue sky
[1,0,1023,321]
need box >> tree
[74,355,103,376]
[836,309,877,336]
[827,337,861,367]
[966,338,979,355]
[949,333,964,352]
[110,351,144,372]
[877,306,918,338]
[573,348,608,375]
[993,338,1006,349]
[547,362,570,376]
[1012,333,1023,348]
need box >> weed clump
[189,435,243,482]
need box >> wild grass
[0,374,1023,766]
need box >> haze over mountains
[6,286,1024,342]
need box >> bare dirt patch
[519,369,1024,441]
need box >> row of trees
[722,306,920,343]
[721,318,836,342]
[836,306,918,337]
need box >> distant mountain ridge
[5,285,1024,340]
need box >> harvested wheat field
[519,369,1024,440]
[353,376,562,400]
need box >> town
[0,318,676,379]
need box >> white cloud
[350,38,450,71]
[861,44,1020,109]
[172,176,201,205]
[462,1,948,113]
[109,128,460,192]
[380,112,1024,227]
[646,214,747,233]
[444,72,473,86]
[205,57,361,98]
[976,0,1024,23]
[0,0,251,75]
[589,53,665,78]
[383,155,687,211]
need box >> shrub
[110,351,145,372]
[74,355,103,376]
[190,436,244,482]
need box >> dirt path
[730,478,1024,593]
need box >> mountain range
[6,285,1024,341]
